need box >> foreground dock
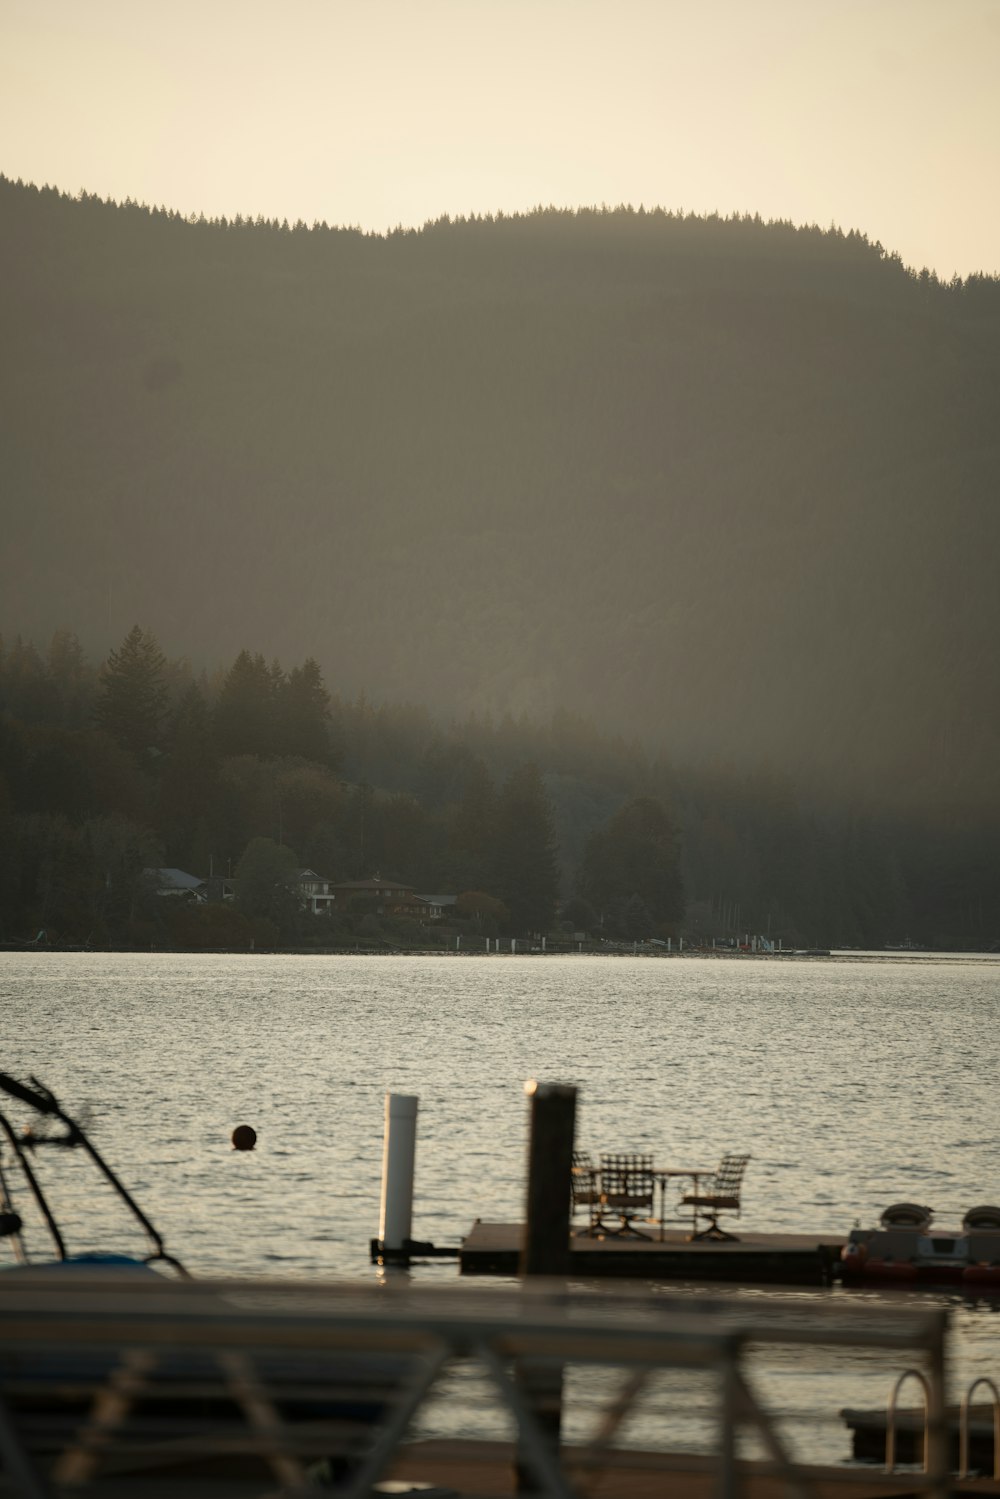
[389,1439,1000,1498]
[459,1222,846,1283]
[0,1272,956,1499]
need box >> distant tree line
[5,177,998,307]
[0,626,681,948]
[1,628,995,952]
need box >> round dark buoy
[231,1124,257,1151]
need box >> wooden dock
[0,1272,963,1499]
[459,1222,845,1283]
[389,1439,1000,1498]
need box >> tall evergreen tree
[214,650,279,757]
[493,763,560,934]
[578,796,684,936]
[47,630,93,727]
[1,635,53,723]
[156,682,221,869]
[445,755,496,891]
[280,658,333,763]
[93,625,168,760]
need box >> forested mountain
[1,178,998,881]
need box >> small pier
[459,1222,846,1283]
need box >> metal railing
[959,1375,1000,1480]
[0,1273,950,1499]
[885,1368,932,1474]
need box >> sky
[2,0,999,279]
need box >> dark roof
[146,867,204,891]
[331,878,414,892]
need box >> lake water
[2,949,998,1462]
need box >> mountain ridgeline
[2,177,999,835]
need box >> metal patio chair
[681,1152,751,1241]
[570,1150,601,1235]
[598,1153,655,1239]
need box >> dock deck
[459,1222,845,1283]
[1,1271,957,1499]
[390,1439,1000,1498]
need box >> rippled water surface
[2,950,998,1458]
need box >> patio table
[653,1167,714,1240]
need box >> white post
[541,937,546,952]
[511,938,516,954]
[379,1093,418,1256]
[456,934,461,951]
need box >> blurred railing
[0,1273,949,1499]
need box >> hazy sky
[3,0,998,277]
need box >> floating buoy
[841,1241,869,1277]
[231,1124,257,1151]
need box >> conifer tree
[93,625,168,760]
[446,755,496,891]
[214,650,279,758]
[157,682,221,867]
[280,658,332,763]
[47,630,92,727]
[578,796,684,936]
[493,763,560,935]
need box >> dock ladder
[959,1375,1000,1479]
[884,1368,1000,1479]
[885,1368,934,1474]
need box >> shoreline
[2,944,995,961]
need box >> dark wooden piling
[516,1080,577,1493]
[520,1081,577,1277]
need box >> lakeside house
[309,876,444,920]
[296,869,336,916]
[148,868,448,921]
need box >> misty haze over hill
[2,178,998,821]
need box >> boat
[841,1201,1000,1286]
[0,1069,189,1274]
[0,1071,412,1487]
